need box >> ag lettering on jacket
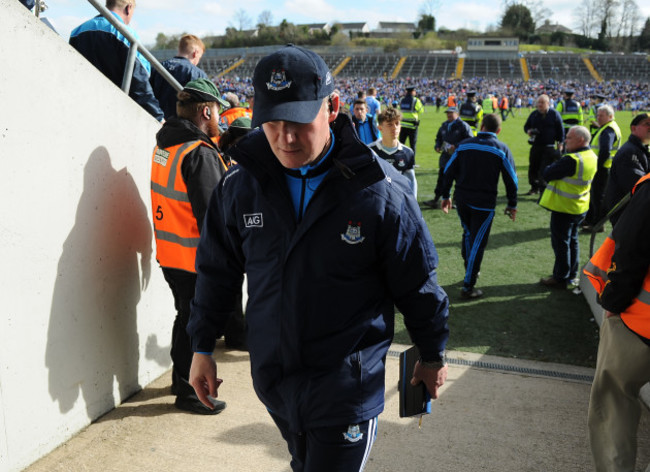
[244,213,264,228]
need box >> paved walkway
[25,344,650,472]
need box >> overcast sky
[45,0,650,47]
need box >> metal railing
[85,0,182,94]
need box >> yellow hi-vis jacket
[583,173,650,338]
[399,96,425,130]
[151,140,227,273]
[539,149,598,215]
[590,120,622,169]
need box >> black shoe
[539,276,565,288]
[175,396,226,415]
[526,188,539,196]
[422,198,440,208]
[460,288,483,299]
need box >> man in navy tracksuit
[440,114,518,299]
[186,45,450,472]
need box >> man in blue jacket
[186,45,450,472]
[350,98,380,145]
[150,34,208,120]
[440,114,518,299]
[69,0,164,121]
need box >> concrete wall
[0,2,175,470]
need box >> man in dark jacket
[187,45,450,471]
[150,34,209,120]
[440,114,518,299]
[151,79,243,415]
[582,105,621,231]
[423,106,472,208]
[523,94,564,195]
[604,112,650,226]
[70,0,163,121]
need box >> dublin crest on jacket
[267,69,292,91]
[341,221,365,245]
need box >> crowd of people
[214,75,650,117]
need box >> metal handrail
[85,0,182,94]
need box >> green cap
[181,79,230,109]
[230,116,252,130]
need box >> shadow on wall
[46,146,153,420]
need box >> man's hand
[189,353,223,410]
[505,207,517,221]
[411,361,448,400]
[441,198,452,214]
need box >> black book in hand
[398,345,431,418]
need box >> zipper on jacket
[297,175,307,223]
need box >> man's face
[564,129,585,153]
[378,119,400,141]
[262,100,332,169]
[596,109,611,128]
[353,103,367,121]
[631,117,650,144]
[206,103,221,138]
[536,97,549,113]
[446,111,457,122]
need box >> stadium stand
[463,58,522,79]
[199,55,243,77]
[525,53,592,82]
[396,54,458,79]
[205,52,348,79]
[589,53,650,82]
[337,54,401,78]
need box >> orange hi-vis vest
[583,173,650,338]
[218,106,252,129]
[151,140,224,273]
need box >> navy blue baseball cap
[252,44,334,128]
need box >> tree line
[151,2,650,53]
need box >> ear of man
[328,94,340,122]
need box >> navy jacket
[151,56,208,120]
[435,118,473,157]
[442,132,518,209]
[188,114,449,432]
[523,108,564,146]
[70,13,164,121]
[604,135,650,221]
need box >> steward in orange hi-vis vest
[583,173,650,338]
[150,78,244,415]
[151,139,227,272]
